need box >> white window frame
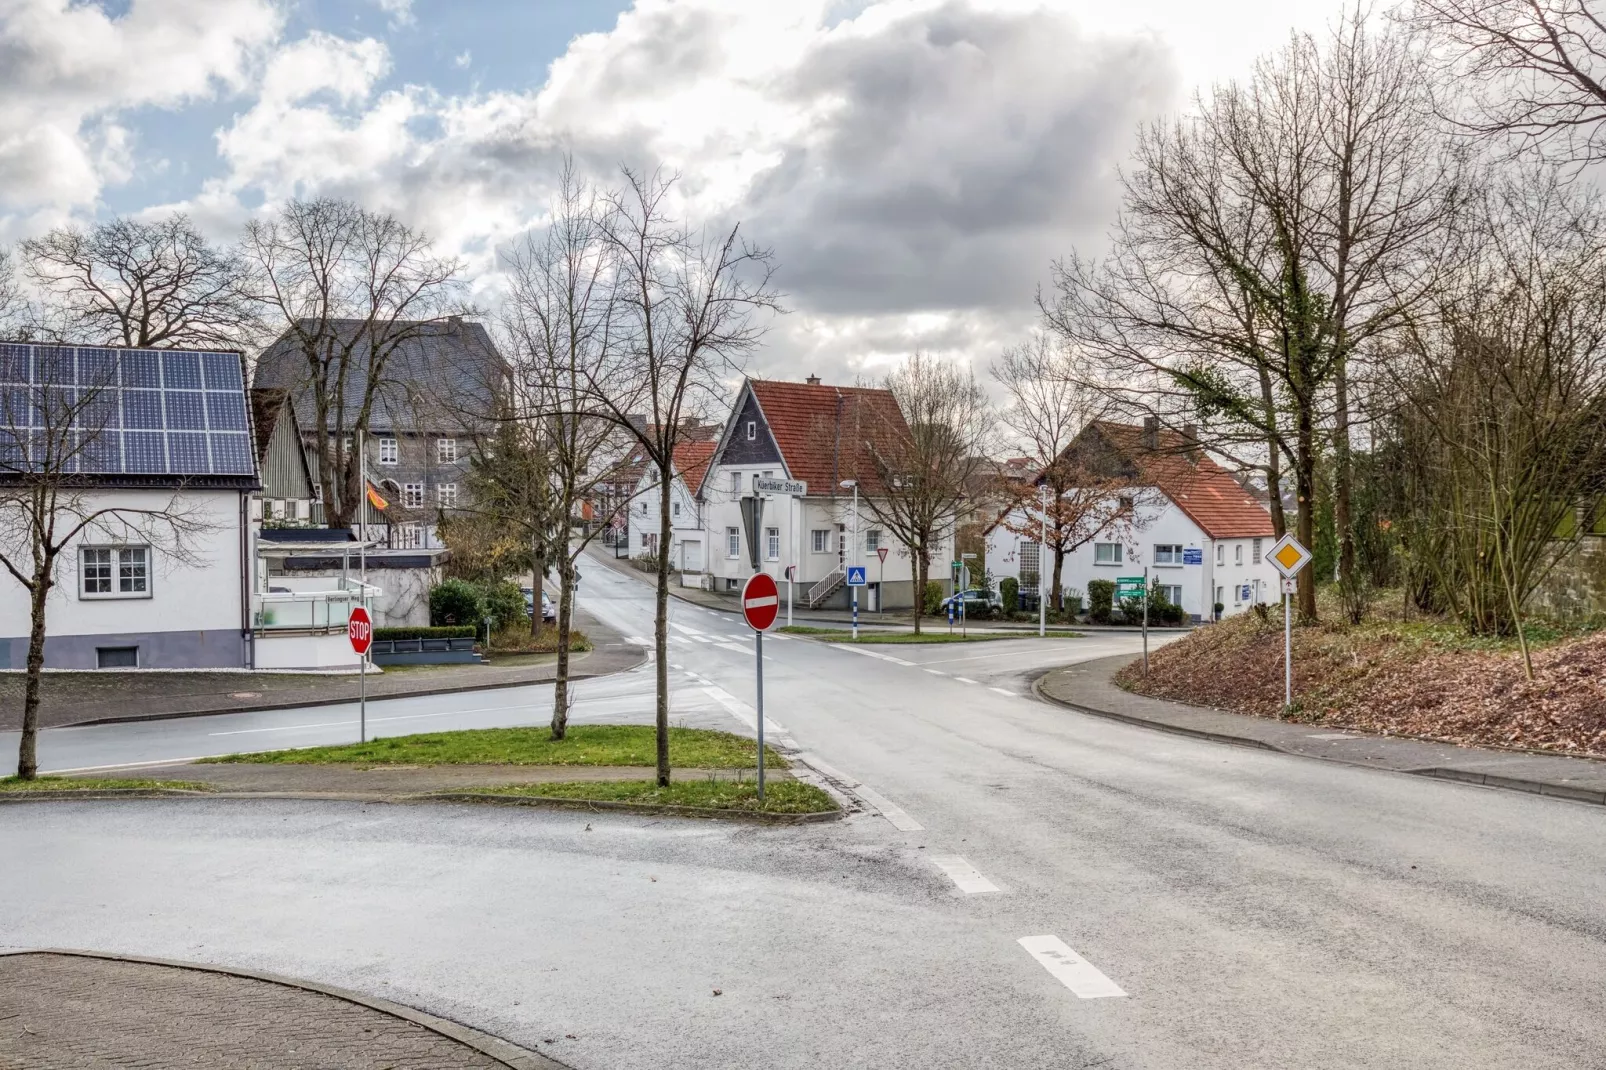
[866,528,882,552]
[729,471,740,493]
[378,437,398,465]
[1216,543,1224,566]
[436,437,458,464]
[437,483,458,507]
[812,529,830,553]
[403,483,424,509]
[766,527,780,561]
[746,420,756,441]
[1236,544,1244,566]
[726,526,741,559]
[398,522,423,549]
[1154,543,1184,566]
[673,500,681,518]
[1158,584,1183,607]
[1252,538,1263,564]
[80,545,151,600]
[1093,542,1123,565]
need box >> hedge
[373,626,477,641]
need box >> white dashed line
[929,855,1001,894]
[923,669,946,676]
[855,784,924,831]
[829,644,914,666]
[954,676,979,685]
[1018,936,1126,999]
[988,687,1019,697]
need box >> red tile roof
[673,440,716,496]
[1086,421,1275,539]
[747,379,910,494]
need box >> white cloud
[372,0,414,26]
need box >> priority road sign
[741,572,780,632]
[1268,533,1312,578]
[347,606,372,655]
[847,565,867,587]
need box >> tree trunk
[912,546,928,636]
[531,536,545,641]
[1296,407,1318,623]
[654,458,672,787]
[17,570,50,781]
[551,550,574,740]
[1051,546,1066,615]
[1334,357,1355,586]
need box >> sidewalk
[7,610,646,731]
[1036,654,1606,806]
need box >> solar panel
[166,391,206,430]
[205,391,247,431]
[123,431,166,473]
[161,351,202,389]
[201,352,242,390]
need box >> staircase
[808,564,847,609]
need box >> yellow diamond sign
[1268,533,1312,578]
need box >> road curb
[1031,668,1606,807]
[0,949,566,1070]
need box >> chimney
[447,314,463,335]
[1142,415,1159,451]
[1183,422,1199,459]
[805,374,821,386]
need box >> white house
[697,376,946,611]
[626,440,715,575]
[986,419,1279,621]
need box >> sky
[0,0,1349,387]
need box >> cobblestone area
[0,953,515,1069]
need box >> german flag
[366,481,389,511]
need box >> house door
[684,540,703,571]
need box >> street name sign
[1114,576,1146,599]
[347,606,372,654]
[1268,533,1312,578]
[753,477,806,496]
[847,566,868,587]
[741,572,780,632]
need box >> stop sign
[348,606,373,655]
[741,572,779,632]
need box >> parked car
[521,586,557,623]
[939,588,1002,615]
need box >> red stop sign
[741,572,779,632]
[348,606,373,655]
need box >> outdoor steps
[808,566,847,609]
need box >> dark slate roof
[252,317,505,436]
[249,388,288,465]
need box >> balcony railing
[253,579,381,632]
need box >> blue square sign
[847,566,868,586]
[1183,548,1203,565]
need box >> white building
[626,440,715,574]
[697,376,946,611]
[986,419,1279,621]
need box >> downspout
[240,490,253,668]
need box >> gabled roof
[673,440,716,496]
[740,378,910,494]
[251,387,316,495]
[1075,421,1274,539]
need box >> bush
[1088,579,1115,623]
[923,580,944,615]
[1062,588,1084,617]
[1000,576,1019,611]
[374,626,477,641]
[483,579,528,631]
[430,578,484,627]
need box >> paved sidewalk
[0,951,558,1069]
[5,610,646,732]
[1037,654,1606,805]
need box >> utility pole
[1038,482,1048,637]
[840,479,859,640]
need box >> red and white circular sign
[348,606,373,655]
[741,572,780,632]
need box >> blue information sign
[1183,548,1203,565]
[847,566,868,587]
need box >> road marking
[669,635,690,645]
[923,669,946,676]
[929,855,1001,894]
[829,644,913,666]
[988,687,1019,697]
[208,701,534,736]
[954,676,979,685]
[684,671,701,679]
[855,784,924,831]
[624,636,650,646]
[701,686,789,735]
[670,622,704,635]
[44,755,218,775]
[671,663,684,670]
[1017,936,1126,999]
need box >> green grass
[202,724,788,770]
[0,776,209,793]
[777,625,1083,643]
[478,778,836,814]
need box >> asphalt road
[3,558,1605,1069]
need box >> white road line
[684,671,701,680]
[988,687,1019,698]
[855,784,924,831]
[671,663,684,670]
[669,635,691,645]
[829,644,914,666]
[44,755,218,775]
[929,855,1001,894]
[923,669,946,676]
[690,635,713,643]
[670,622,704,635]
[701,686,789,735]
[954,676,979,685]
[794,753,859,787]
[624,636,650,646]
[1017,936,1127,999]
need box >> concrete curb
[1031,664,1606,807]
[0,948,566,1070]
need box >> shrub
[1063,588,1084,616]
[484,579,528,630]
[1087,579,1115,623]
[374,626,476,641]
[923,580,944,615]
[1000,576,1020,611]
[430,578,484,627]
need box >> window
[673,501,681,518]
[812,529,830,553]
[80,546,149,599]
[378,437,398,465]
[397,522,423,549]
[762,470,774,478]
[1094,542,1123,565]
[866,529,882,551]
[1157,584,1183,607]
[437,483,458,507]
[1019,539,1040,587]
[1235,544,1244,566]
[1216,543,1224,566]
[403,483,424,508]
[727,526,741,558]
[746,420,756,441]
[436,437,458,464]
[1252,538,1263,564]
[729,471,740,493]
[767,527,780,561]
[1154,543,1184,565]
[639,500,648,515]
[97,646,138,668]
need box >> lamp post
[840,479,858,640]
[1039,482,1049,637]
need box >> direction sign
[1268,533,1312,578]
[347,606,372,655]
[1114,576,1146,598]
[847,566,868,587]
[876,546,889,563]
[741,572,780,631]
[753,476,807,496]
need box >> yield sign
[876,546,889,563]
[1268,533,1312,578]
[741,572,779,631]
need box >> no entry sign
[741,572,779,632]
[348,606,373,655]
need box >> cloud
[372,0,414,26]
[0,0,280,232]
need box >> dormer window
[746,420,756,441]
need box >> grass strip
[0,776,210,793]
[202,724,788,770]
[777,625,1083,643]
[478,778,836,814]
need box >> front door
[684,540,703,571]
[837,524,847,566]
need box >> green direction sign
[1114,576,1146,598]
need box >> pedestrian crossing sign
[847,566,868,587]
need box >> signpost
[347,606,372,743]
[876,545,889,614]
[1267,533,1313,708]
[753,477,806,496]
[1115,575,1148,674]
[741,572,780,801]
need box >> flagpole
[358,429,366,590]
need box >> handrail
[808,564,846,607]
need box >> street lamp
[840,479,859,640]
[1039,482,1049,637]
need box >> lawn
[0,776,209,792]
[478,778,836,814]
[203,724,789,769]
[778,625,1083,643]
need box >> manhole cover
[229,691,262,699]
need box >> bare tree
[583,167,780,786]
[20,215,259,349]
[0,346,209,780]
[851,353,991,635]
[243,199,467,528]
[0,248,22,333]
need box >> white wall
[254,632,360,669]
[627,469,703,568]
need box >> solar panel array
[0,343,256,477]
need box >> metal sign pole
[1142,565,1150,677]
[755,630,765,801]
[1284,586,1293,708]
[1040,485,1048,637]
[851,484,860,641]
[359,648,367,743]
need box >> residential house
[626,440,715,572]
[250,388,316,526]
[698,376,944,610]
[985,418,1279,621]
[252,316,503,550]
